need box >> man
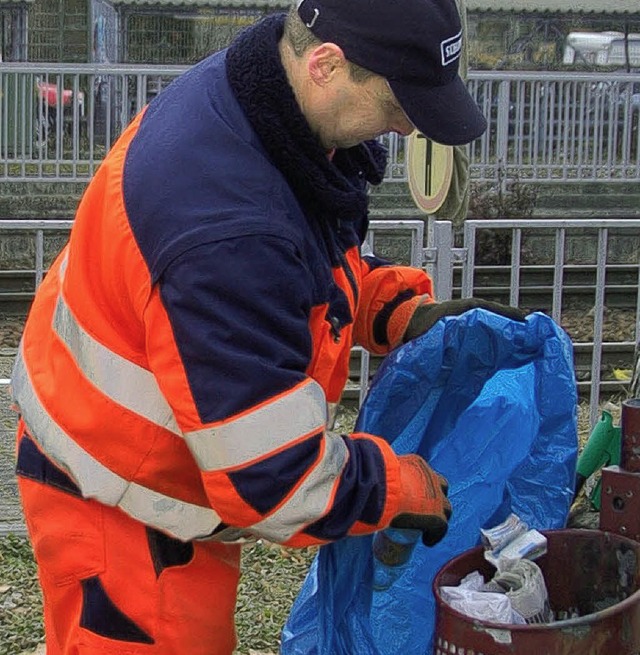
[11,0,524,653]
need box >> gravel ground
[0,383,25,536]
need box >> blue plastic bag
[281,310,578,655]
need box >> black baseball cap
[296,0,487,145]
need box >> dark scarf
[225,14,388,241]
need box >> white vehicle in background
[563,32,640,120]
[563,31,640,68]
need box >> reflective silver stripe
[12,347,128,505]
[250,431,349,543]
[185,379,328,471]
[53,292,180,435]
[118,482,220,542]
[12,345,221,540]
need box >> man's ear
[307,43,347,86]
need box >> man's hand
[393,454,452,547]
[403,298,528,343]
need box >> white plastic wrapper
[440,571,527,624]
[489,560,552,624]
[485,529,548,571]
[481,513,529,551]
[440,586,518,623]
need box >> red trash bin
[433,529,640,655]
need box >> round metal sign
[406,132,454,214]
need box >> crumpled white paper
[440,571,526,624]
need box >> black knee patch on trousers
[80,576,154,644]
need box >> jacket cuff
[359,433,402,531]
[387,295,434,348]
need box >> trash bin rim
[432,528,640,631]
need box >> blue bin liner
[281,310,578,655]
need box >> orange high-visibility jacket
[12,48,434,547]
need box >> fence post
[428,219,455,301]
[496,79,511,191]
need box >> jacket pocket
[18,476,106,586]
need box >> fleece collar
[225,14,388,233]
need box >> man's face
[313,73,416,150]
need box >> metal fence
[1,64,639,183]
[468,71,640,183]
[432,217,640,427]
[1,217,638,430]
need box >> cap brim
[390,75,487,146]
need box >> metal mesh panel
[28,0,88,63]
[467,13,640,71]
[1,6,27,61]
[122,8,267,65]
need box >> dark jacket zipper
[327,248,359,343]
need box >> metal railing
[428,216,640,429]
[1,217,638,430]
[467,71,640,183]
[0,63,186,180]
[2,64,639,183]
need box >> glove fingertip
[422,523,448,547]
[419,516,449,547]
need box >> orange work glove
[393,454,452,547]
[403,298,527,343]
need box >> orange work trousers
[17,436,242,655]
